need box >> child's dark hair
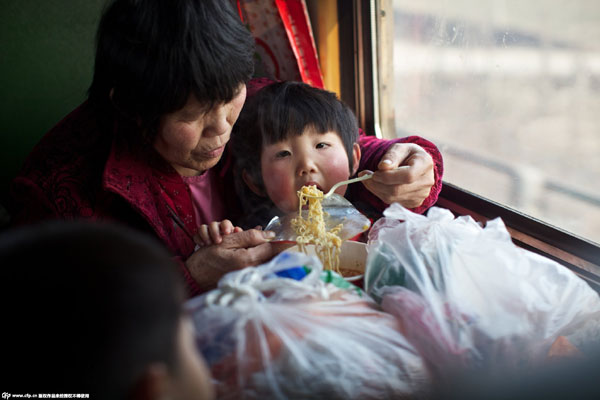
[1,221,184,397]
[231,81,359,228]
[89,0,255,138]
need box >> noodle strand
[291,186,343,274]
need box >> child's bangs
[260,94,337,145]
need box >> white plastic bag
[365,204,600,380]
[187,251,429,399]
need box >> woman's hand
[359,143,435,208]
[195,219,243,246]
[185,229,277,289]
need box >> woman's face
[153,85,247,176]
[259,127,360,213]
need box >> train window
[374,0,600,246]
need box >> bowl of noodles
[285,241,367,282]
[277,185,369,283]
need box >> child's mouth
[303,181,323,191]
[299,182,323,210]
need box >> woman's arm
[356,133,444,215]
[8,177,59,226]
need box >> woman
[8,0,443,296]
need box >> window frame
[337,0,600,292]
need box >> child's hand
[196,220,243,246]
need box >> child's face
[168,317,215,400]
[259,127,360,213]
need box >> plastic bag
[186,251,429,399]
[264,194,371,243]
[364,204,600,381]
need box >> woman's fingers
[185,229,278,288]
[219,229,277,267]
[362,143,435,207]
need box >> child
[197,80,362,245]
[1,221,215,399]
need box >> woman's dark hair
[231,80,359,228]
[88,0,255,137]
[1,221,184,398]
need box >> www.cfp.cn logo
[2,393,11,399]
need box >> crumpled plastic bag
[186,251,429,399]
[364,204,600,381]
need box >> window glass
[380,0,600,243]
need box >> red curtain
[237,0,324,88]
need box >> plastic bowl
[285,241,367,282]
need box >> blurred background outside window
[377,0,600,244]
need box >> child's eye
[275,150,291,158]
[316,142,330,149]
